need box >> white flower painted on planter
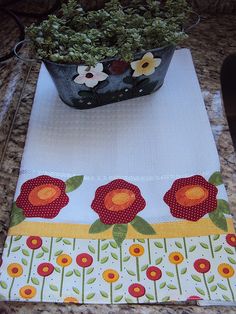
[131,52,161,77]
[74,63,108,88]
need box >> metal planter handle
[184,11,201,33]
[14,39,39,63]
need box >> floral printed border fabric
[0,49,236,305]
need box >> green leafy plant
[27,0,191,65]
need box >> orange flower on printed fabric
[102,269,119,283]
[56,254,72,267]
[194,259,211,273]
[64,297,79,303]
[19,285,36,299]
[164,175,218,221]
[169,252,184,265]
[218,263,235,278]
[129,244,144,257]
[226,234,236,247]
[91,179,146,224]
[16,175,69,219]
[76,253,93,268]
[26,236,42,250]
[7,263,23,278]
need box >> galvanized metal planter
[44,45,175,109]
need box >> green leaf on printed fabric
[74,269,81,277]
[22,249,29,256]
[113,224,128,247]
[167,284,177,290]
[31,277,39,285]
[87,278,96,284]
[200,242,209,249]
[56,237,62,242]
[21,258,28,266]
[217,283,227,290]
[65,270,73,277]
[145,293,154,300]
[166,271,174,277]
[55,267,61,273]
[100,291,109,298]
[127,269,136,276]
[217,199,230,214]
[11,246,21,252]
[49,284,58,291]
[73,287,80,295]
[115,284,123,290]
[101,243,109,250]
[54,250,63,256]
[162,296,170,302]
[109,241,118,249]
[42,246,49,253]
[141,264,149,272]
[36,252,44,258]
[86,293,95,300]
[125,297,133,303]
[86,267,94,275]
[181,268,187,275]
[175,241,182,249]
[111,253,118,260]
[137,239,145,243]
[207,275,215,283]
[130,216,156,235]
[214,245,222,252]
[63,239,72,245]
[123,256,130,262]
[189,245,196,252]
[154,242,163,248]
[196,287,205,296]
[4,242,7,248]
[14,235,22,241]
[225,247,234,255]
[210,285,217,292]
[101,256,109,264]
[208,172,223,186]
[88,245,96,254]
[213,234,220,241]
[228,257,236,264]
[155,257,163,265]
[89,219,112,234]
[65,175,84,193]
[114,295,123,302]
[223,295,231,301]
[159,282,166,289]
[209,207,228,232]
[10,203,25,227]
[0,281,7,289]
[191,275,202,282]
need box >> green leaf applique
[65,175,84,193]
[130,216,156,235]
[10,203,25,227]
[208,172,223,186]
[209,206,228,232]
[217,199,230,214]
[89,219,113,233]
[113,224,128,247]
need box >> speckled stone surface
[0,12,236,313]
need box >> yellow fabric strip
[8,218,234,239]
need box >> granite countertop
[0,12,236,314]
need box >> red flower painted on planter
[37,263,54,277]
[91,179,146,224]
[194,259,211,273]
[76,253,93,268]
[226,234,236,247]
[128,283,146,298]
[146,266,162,281]
[16,175,69,219]
[26,236,42,250]
[164,175,218,221]
[108,60,129,75]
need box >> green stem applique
[40,276,46,302]
[208,235,214,258]
[97,239,100,262]
[227,278,235,302]
[164,238,167,254]
[7,236,13,257]
[110,282,113,304]
[183,237,188,259]
[120,245,123,271]
[49,237,53,261]
[147,239,151,264]
[27,249,35,283]
[60,267,65,297]
[136,257,140,282]
[203,273,211,300]
[175,264,182,295]
[137,297,139,304]
[154,280,158,302]
[73,238,76,251]
[8,277,15,300]
[82,267,85,303]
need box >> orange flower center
[104,189,136,212]
[134,287,140,293]
[175,185,209,207]
[62,258,68,264]
[42,267,49,272]
[25,289,32,295]
[12,267,18,274]
[32,240,38,245]
[223,268,230,274]
[199,263,206,269]
[82,258,87,263]
[28,184,61,206]
[150,271,156,277]
[231,237,236,242]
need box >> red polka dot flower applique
[163,171,231,232]
[89,179,155,247]
[10,175,84,227]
